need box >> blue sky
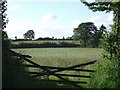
[5,0,113,39]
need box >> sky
[5,0,113,39]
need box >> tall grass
[13,48,102,67]
[12,48,102,88]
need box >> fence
[8,49,96,89]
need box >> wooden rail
[23,64,95,72]
[28,72,91,78]
[9,49,96,89]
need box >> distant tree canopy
[23,30,35,40]
[73,22,106,47]
[93,24,107,47]
[36,37,73,40]
[80,0,120,60]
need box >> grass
[13,48,102,67]
[12,48,103,88]
[3,52,68,88]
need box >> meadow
[12,48,102,67]
[12,48,102,86]
[12,48,103,87]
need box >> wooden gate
[9,50,96,89]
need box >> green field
[12,48,103,87]
[13,48,102,67]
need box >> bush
[2,31,12,50]
[88,59,119,88]
[12,42,80,48]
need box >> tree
[15,36,17,40]
[23,30,35,40]
[1,0,11,50]
[1,0,8,37]
[62,36,65,40]
[2,30,8,39]
[52,36,54,40]
[80,0,120,59]
[73,22,98,47]
[1,0,9,31]
[92,24,107,47]
[80,0,120,87]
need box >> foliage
[1,0,9,31]
[80,0,120,88]
[23,30,35,40]
[2,30,8,39]
[73,22,97,47]
[80,0,116,12]
[2,31,12,50]
[94,24,107,48]
[80,1,120,59]
[88,59,119,88]
[1,0,11,50]
[11,41,80,48]
[73,22,105,47]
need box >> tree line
[19,22,107,48]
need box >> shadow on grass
[2,52,72,88]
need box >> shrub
[88,59,119,88]
[11,42,80,48]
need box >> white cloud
[5,16,73,39]
[87,16,101,22]
[72,14,113,30]
[34,22,73,39]
[72,20,83,28]
[4,17,36,39]
[72,15,101,28]
[8,4,21,12]
[41,13,58,22]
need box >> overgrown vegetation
[88,59,119,88]
[73,22,107,48]
[81,0,120,88]
[11,41,80,48]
